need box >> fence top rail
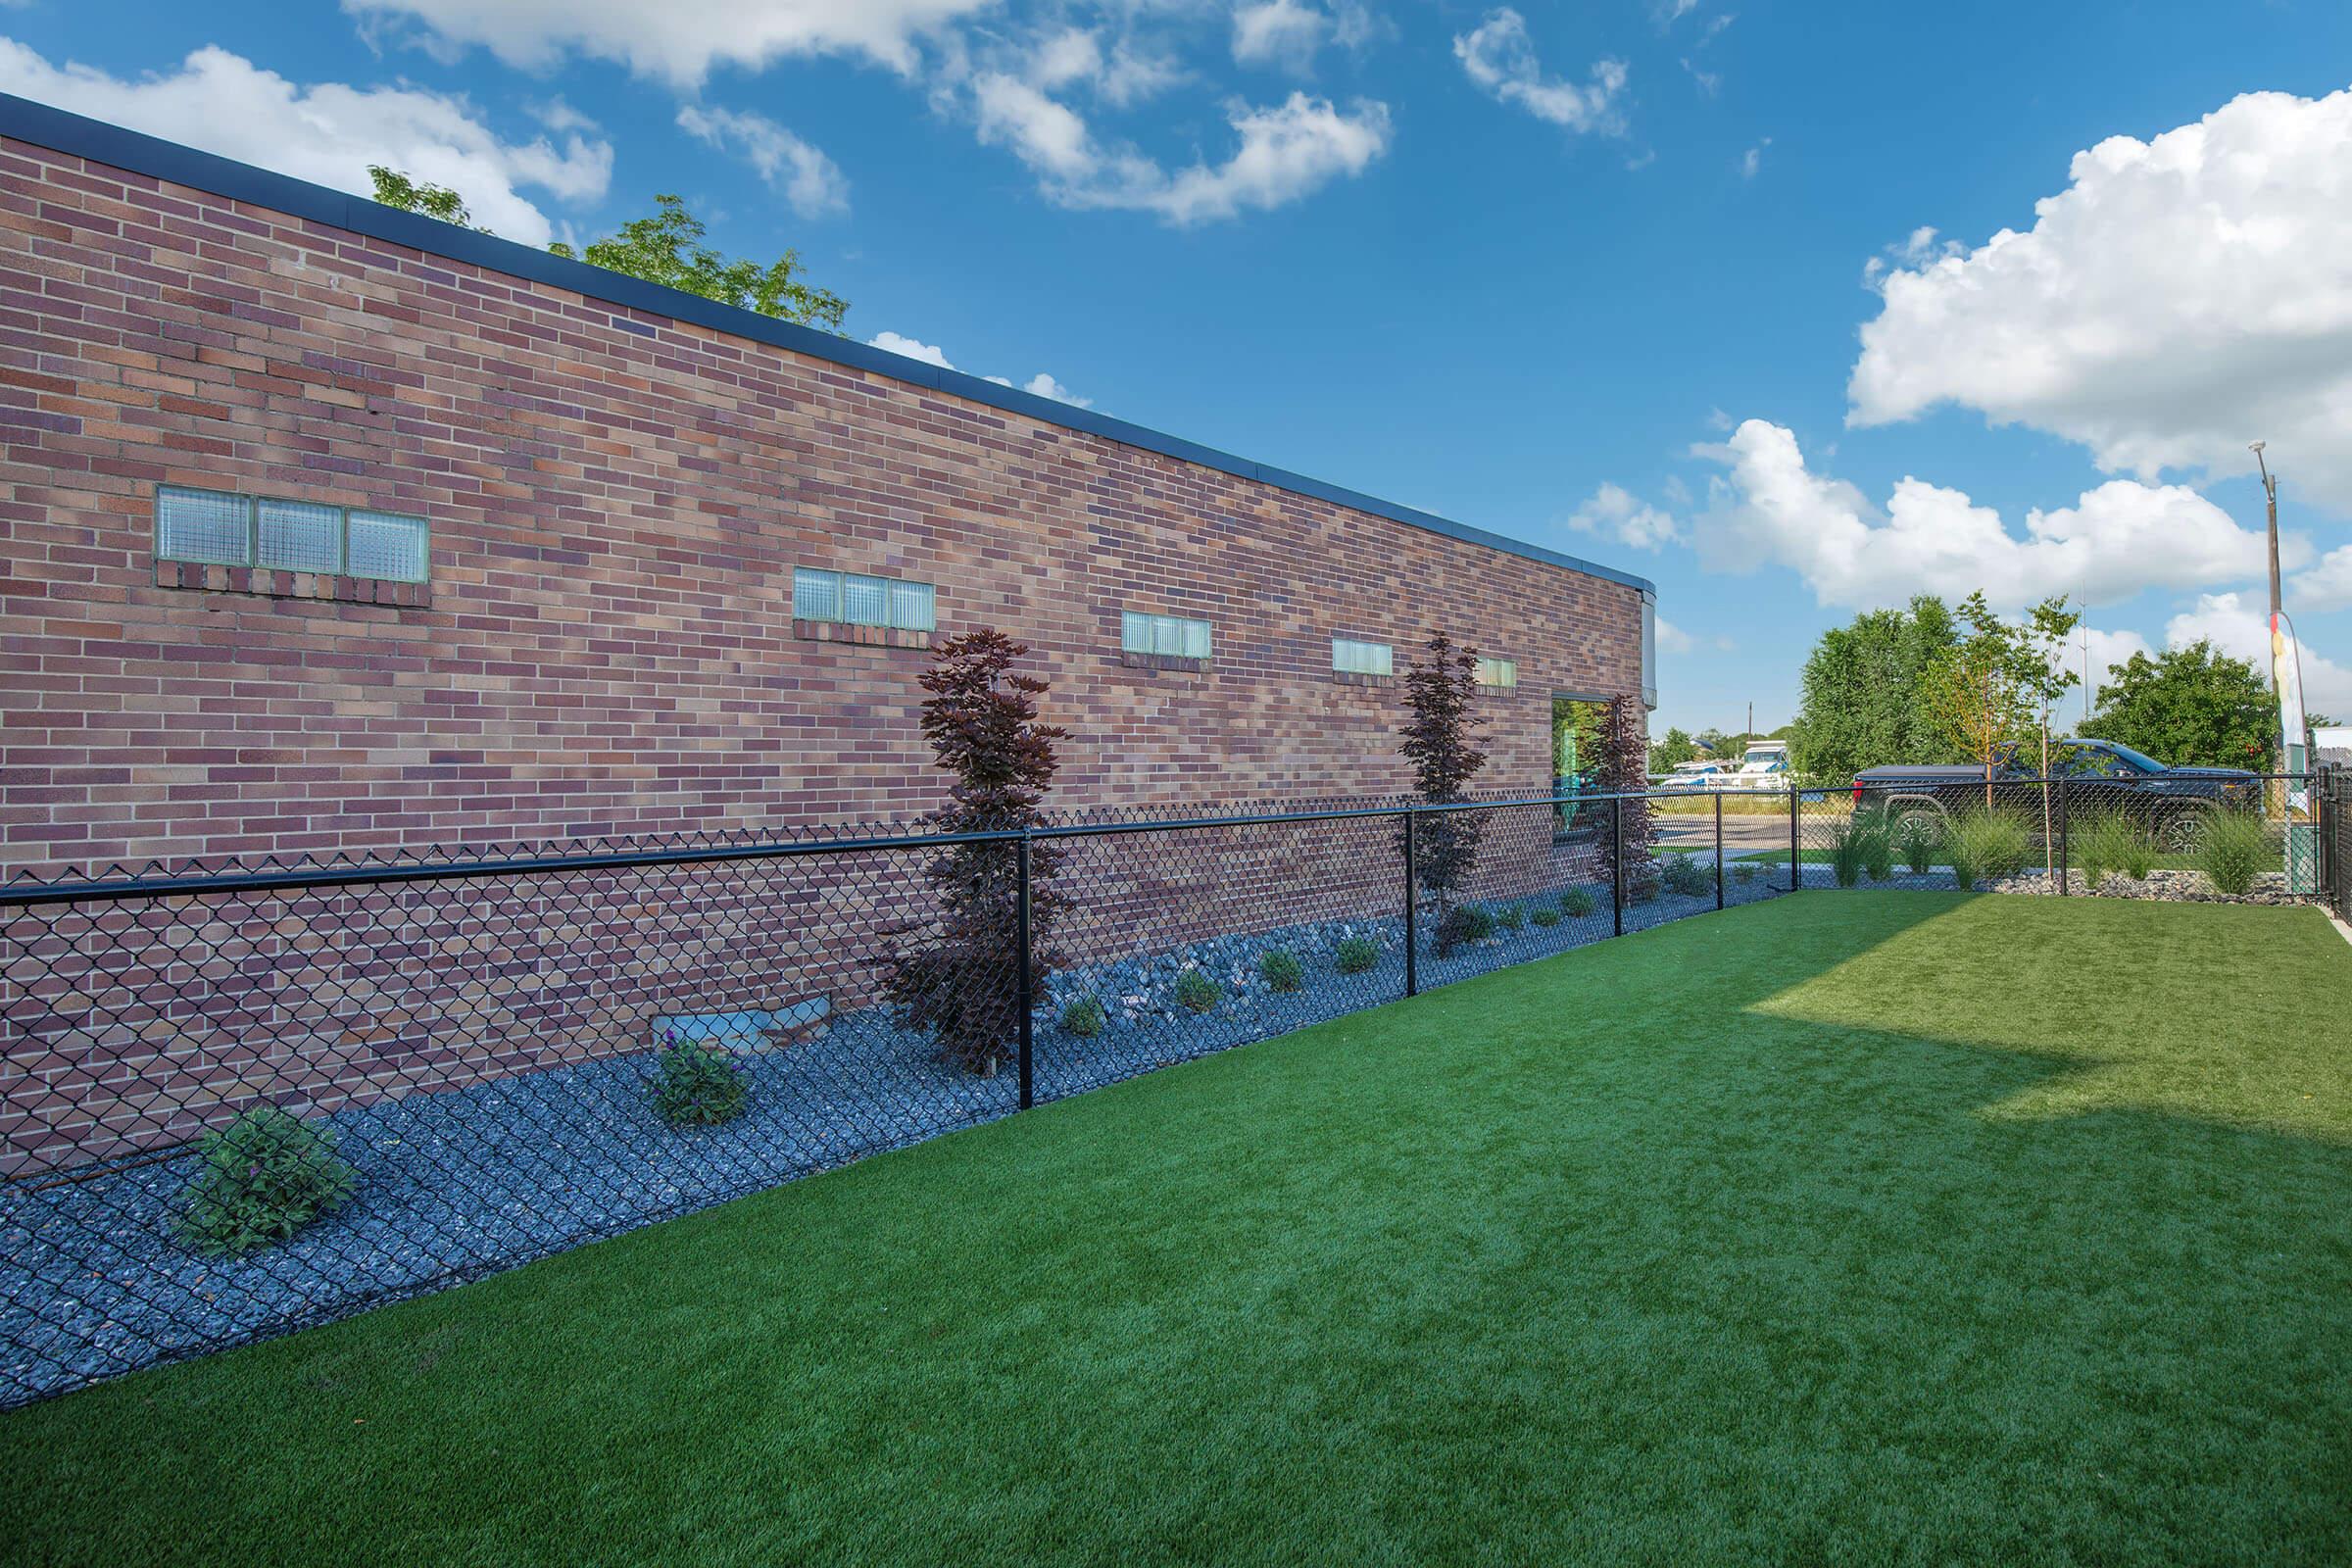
[0,775,2317,907]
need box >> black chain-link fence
[1,776,2331,1407]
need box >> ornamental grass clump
[1496,905,1526,933]
[1942,808,2030,892]
[1530,906,1562,928]
[1058,995,1107,1038]
[1258,949,1305,994]
[1333,936,1379,975]
[1899,817,1937,874]
[1559,888,1597,919]
[1447,905,1497,945]
[1827,813,1892,888]
[2193,811,2270,898]
[1174,968,1222,1014]
[1660,855,1710,898]
[654,1037,749,1127]
[177,1105,358,1257]
[2076,812,2154,890]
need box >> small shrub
[2074,812,2152,890]
[1496,904,1526,932]
[1733,861,1759,884]
[1446,904,1497,945]
[1333,935,1379,975]
[1898,817,1937,874]
[654,1038,750,1127]
[1059,995,1107,1038]
[1559,888,1597,918]
[1861,816,1895,882]
[1659,855,1709,898]
[177,1106,358,1256]
[1827,813,1892,888]
[1258,949,1305,993]
[1946,808,2030,888]
[1628,873,1660,904]
[2193,811,2270,897]
[1531,906,1562,927]
[1174,968,1222,1013]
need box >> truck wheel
[2159,808,2211,854]
[1888,801,1947,839]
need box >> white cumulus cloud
[675,106,847,218]
[867,331,954,369]
[0,39,608,246]
[972,80,1389,223]
[1692,418,2294,612]
[1849,86,2352,501]
[1566,482,1681,552]
[343,0,988,88]
[868,332,1089,405]
[1454,9,1628,137]
[2165,592,2352,717]
[2291,543,2352,614]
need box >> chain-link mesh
[2,777,2328,1408]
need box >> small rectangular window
[1332,637,1393,677]
[794,565,935,631]
[156,485,427,584]
[346,512,429,583]
[1474,658,1518,689]
[1123,611,1212,660]
[156,486,251,567]
[259,499,345,574]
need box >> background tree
[1399,633,1490,955]
[1919,592,2039,801]
[884,630,1067,1074]
[368,167,849,330]
[1787,595,1958,776]
[1649,726,1698,773]
[2080,641,2276,767]
[1595,695,1657,898]
[368,167,487,230]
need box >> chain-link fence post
[1402,808,1419,998]
[1788,785,1800,893]
[1015,832,1034,1110]
[2054,775,2070,896]
[1611,795,1625,937]
[1714,792,1725,910]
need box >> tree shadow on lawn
[3,891,2350,1567]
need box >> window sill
[794,619,937,650]
[1333,671,1396,688]
[154,559,431,607]
[1120,651,1210,673]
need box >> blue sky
[5,0,2349,735]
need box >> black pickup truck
[1851,738,2260,850]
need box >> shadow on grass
[3,892,2348,1567]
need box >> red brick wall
[0,135,1642,872]
[0,133,1642,1174]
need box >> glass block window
[1122,611,1212,660]
[155,487,251,567]
[257,499,344,574]
[346,512,429,583]
[155,485,428,584]
[792,566,936,631]
[1474,657,1518,689]
[1332,637,1393,676]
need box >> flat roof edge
[0,92,1656,598]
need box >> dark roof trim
[0,92,1655,597]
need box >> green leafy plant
[177,1106,358,1256]
[1733,861,1759,884]
[1827,813,1892,888]
[1559,888,1597,918]
[1059,995,1107,1038]
[1446,905,1497,945]
[1945,808,2030,890]
[1496,904,1526,932]
[1333,936,1379,975]
[1531,906,1562,927]
[1258,950,1305,993]
[1861,815,1896,882]
[1174,969,1222,1014]
[1898,815,1938,874]
[1660,855,1710,898]
[654,1037,750,1127]
[2075,812,2155,890]
[2193,811,2270,897]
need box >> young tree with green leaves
[367,168,849,331]
[1649,726,1698,772]
[1920,592,2078,804]
[2080,641,2276,768]
[1787,595,1958,777]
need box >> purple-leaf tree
[884,629,1069,1073]
[1595,693,1658,899]
[1398,632,1491,955]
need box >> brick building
[0,96,1653,873]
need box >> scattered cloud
[2290,543,2352,614]
[2167,592,2352,715]
[0,39,608,245]
[1018,24,1185,108]
[1453,10,1628,137]
[342,0,988,88]
[675,105,847,218]
[1680,58,1719,97]
[1566,481,1681,551]
[972,79,1390,223]
[1653,613,1695,653]
[1849,86,2352,502]
[1739,137,1769,177]
[1230,1,1389,74]
[1690,418,2296,612]
[868,331,1090,405]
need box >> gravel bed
[1,872,1781,1406]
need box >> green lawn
[6,894,2350,1566]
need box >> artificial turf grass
[5,894,2350,1566]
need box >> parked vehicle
[1723,740,1790,792]
[1655,760,1730,793]
[1850,738,2260,850]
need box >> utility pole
[2253,442,2288,774]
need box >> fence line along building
[0,95,1654,874]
